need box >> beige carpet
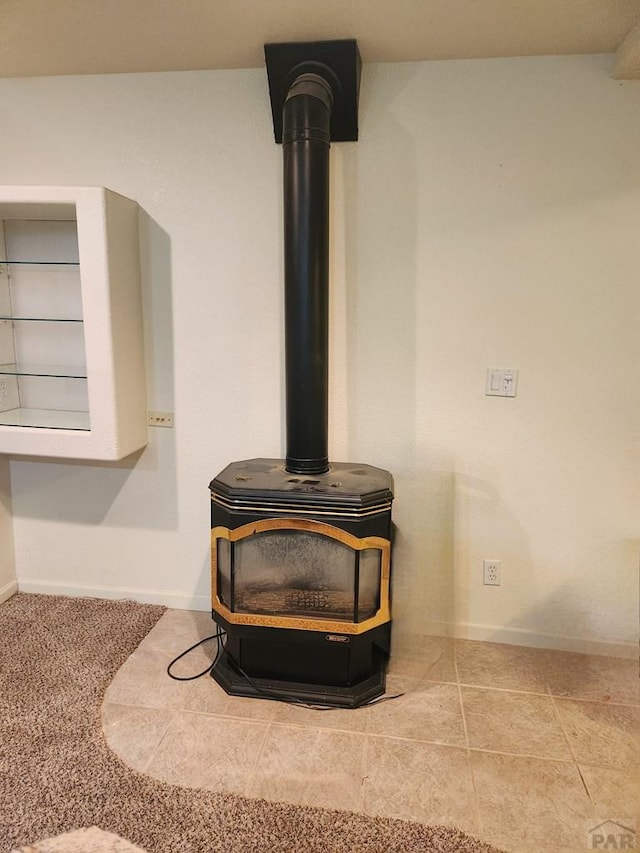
[0,593,503,853]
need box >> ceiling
[0,0,639,79]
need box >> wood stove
[209,41,394,707]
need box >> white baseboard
[15,579,637,660]
[0,579,18,604]
[400,618,638,660]
[456,620,637,659]
[16,578,211,612]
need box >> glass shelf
[0,316,83,323]
[0,260,80,266]
[0,362,87,379]
[0,407,90,430]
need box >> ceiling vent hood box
[264,39,362,143]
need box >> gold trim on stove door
[211,517,391,635]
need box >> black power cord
[167,630,404,709]
[166,629,226,681]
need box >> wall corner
[0,456,17,603]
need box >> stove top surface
[210,458,393,509]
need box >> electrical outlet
[0,379,7,400]
[483,559,501,586]
[147,410,174,428]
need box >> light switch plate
[486,368,518,397]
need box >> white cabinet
[0,186,147,460]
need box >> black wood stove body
[209,41,394,707]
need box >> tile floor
[102,610,640,853]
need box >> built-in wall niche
[0,187,147,460]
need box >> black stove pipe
[283,72,333,475]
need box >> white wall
[0,54,638,655]
[0,458,16,601]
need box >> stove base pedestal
[210,616,390,709]
[210,649,387,709]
